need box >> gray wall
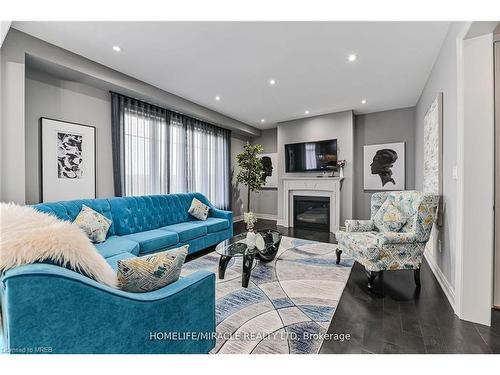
[354,107,416,219]
[25,69,114,203]
[251,128,278,218]
[277,111,354,223]
[415,22,469,289]
[1,28,259,204]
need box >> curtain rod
[109,90,228,131]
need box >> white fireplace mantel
[280,177,341,233]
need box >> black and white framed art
[40,117,96,202]
[259,152,278,189]
[363,142,405,191]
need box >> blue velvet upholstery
[161,222,207,242]
[1,264,215,354]
[0,193,232,354]
[94,236,140,257]
[204,217,230,233]
[34,198,116,237]
[122,229,179,254]
[105,252,137,270]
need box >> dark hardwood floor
[231,219,500,354]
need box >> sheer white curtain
[112,93,231,209]
[169,116,187,193]
[170,114,231,209]
[123,103,169,196]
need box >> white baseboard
[424,251,456,310]
[276,218,286,227]
[233,213,277,223]
[255,213,277,221]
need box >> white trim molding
[281,177,341,233]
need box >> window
[112,93,231,209]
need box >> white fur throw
[0,203,117,287]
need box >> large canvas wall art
[423,93,443,225]
[363,142,405,191]
[259,152,278,189]
[41,118,96,202]
[423,93,443,195]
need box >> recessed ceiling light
[269,79,276,85]
[112,45,121,52]
[347,54,357,62]
[361,99,367,104]
[215,96,221,101]
[305,110,310,115]
[260,119,265,123]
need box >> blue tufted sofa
[0,192,232,354]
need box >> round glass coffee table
[215,229,281,288]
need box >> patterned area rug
[181,236,353,354]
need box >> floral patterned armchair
[335,191,439,289]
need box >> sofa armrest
[210,207,233,222]
[379,232,418,244]
[1,264,215,353]
[345,219,375,232]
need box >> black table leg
[218,255,231,279]
[336,249,342,264]
[242,253,255,288]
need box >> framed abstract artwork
[259,152,278,189]
[40,117,96,202]
[423,93,443,195]
[363,142,406,191]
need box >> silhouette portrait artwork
[370,149,398,186]
[261,156,273,182]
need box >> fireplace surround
[280,177,341,233]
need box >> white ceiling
[13,21,450,129]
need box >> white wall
[24,70,115,203]
[415,23,469,298]
[415,21,497,326]
[276,110,354,224]
[458,33,495,325]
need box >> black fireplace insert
[293,195,330,232]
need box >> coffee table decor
[181,236,354,354]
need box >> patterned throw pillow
[117,245,188,293]
[188,198,209,220]
[373,199,407,232]
[73,204,112,243]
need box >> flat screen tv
[285,139,338,172]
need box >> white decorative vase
[246,230,257,250]
[339,167,344,179]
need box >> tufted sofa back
[34,198,116,236]
[33,192,214,237]
[108,193,211,235]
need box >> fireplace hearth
[293,195,330,232]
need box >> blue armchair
[335,191,439,289]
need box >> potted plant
[236,142,265,231]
